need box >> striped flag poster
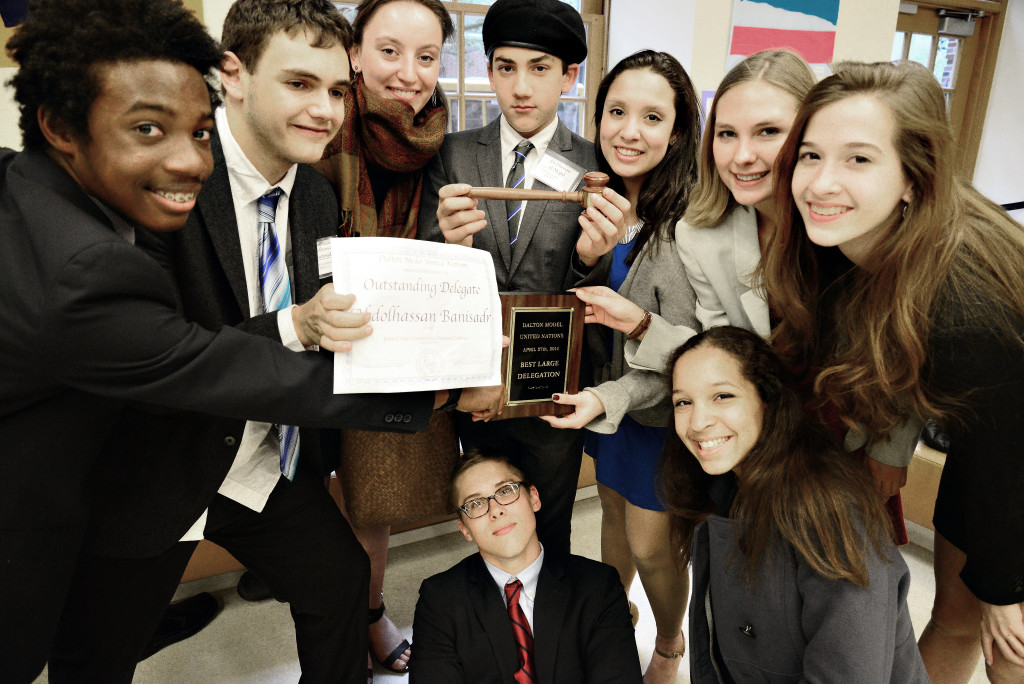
[727,0,840,71]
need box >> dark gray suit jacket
[411,552,641,684]
[418,118,602,292]
[689,515,927,683]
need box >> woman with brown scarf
[318,0,453,676]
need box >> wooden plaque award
[494,293,585,420]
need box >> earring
[430,90,438,108]
[352,65,360,73]
[902,202,908,219]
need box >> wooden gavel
[466,171,610,208]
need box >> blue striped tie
[505,140,534,245]
[257,188,300,481]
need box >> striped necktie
[505,140,534,244]
[505,579,536,683]
[257,188,300,481]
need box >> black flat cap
[483,0,587,66]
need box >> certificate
[330,237,503,393]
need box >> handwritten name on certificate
[331,237,502,393]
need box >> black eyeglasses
[458,482,525,519]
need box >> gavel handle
[465,187,584,203]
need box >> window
[337,0,605,137]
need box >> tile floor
[34,492,988,683]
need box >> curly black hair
[5,0,222,150]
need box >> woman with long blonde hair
[765,60,1024,683]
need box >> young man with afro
[0,0,496,680]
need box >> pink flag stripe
[730,26,836,63]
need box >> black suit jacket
[0,146,432,554]
[411,552,642,684]
[82,134,432,557]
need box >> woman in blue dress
[543,50,701,683]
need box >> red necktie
[505,579,536,683]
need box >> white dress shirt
[483,544,545,632]
[179,107,306,541]
[499,115,560,230]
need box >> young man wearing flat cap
[418,0,629,555]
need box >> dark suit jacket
[83,134,431,557]
[418,118,603,292]
[411,552,641,684]
[0,145,432,552]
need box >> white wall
[0,67,19,150]
[973,0,1024,212]
[606,0,697,74]
[606,0,898,95]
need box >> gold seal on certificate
[495,293,584,420]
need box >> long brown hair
[662,326,892,587]
[684,49,816,227]
[763,61,1024,441]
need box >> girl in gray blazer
[665,327,928,684]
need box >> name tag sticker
[532,150,585,192]
[317,237,333,279]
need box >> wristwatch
[439,387,462,411]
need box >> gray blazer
[689,515,928,683]
[579,238,698,433]
[628,206,767,373]
[677,205,770,336]
[418,118,601,291]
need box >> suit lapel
[468,555,519,681]
[476,120,512,276]
[731,206,770,336]
[197,135,250,317]
[508,122,574,281]
[532,555,569,684]
[288,165,333,302]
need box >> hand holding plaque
[493,293,585,421]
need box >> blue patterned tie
[257,188,300,480]
[505,140,534,244]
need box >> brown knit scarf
[314,75,447,238]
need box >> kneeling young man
[411,453,641,683]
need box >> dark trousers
[0,525,87,683]
[456,415,584,554]
[47,470,369,684]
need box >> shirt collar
[499,115,559,159]
[483,543,545,602]
[216,106,298,204]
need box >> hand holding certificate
[330,238,503,394]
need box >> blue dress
[585,239,667,511]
